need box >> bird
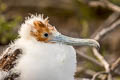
[0,14,100,80]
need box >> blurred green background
[0,0,120,79]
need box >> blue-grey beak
[50,33,100,49]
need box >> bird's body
[14,38,76,80]
[0,14,99,80]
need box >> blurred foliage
[0,0,22,45]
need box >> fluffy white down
[14,38,76,80]
[10,15,77,80]
[18,15,48,40]
[0,70,9,80]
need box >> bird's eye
[43,33,49,38]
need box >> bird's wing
[0,45,22,80]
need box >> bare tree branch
[76,12,120,80]
[92,71,107,80]
[76,0,120,79]
[78,0,120,12]
[91,18,120,73]
[91,12,120,39]
[102,0,120,12]
[92,48,110,72]
[77,12,120,69]
[88,1,105,7]
[76,49,103,67]
[75,78,91,80]
[94,19,120,41]
[108,73,113,80]
[111,57,120,71]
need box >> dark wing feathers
[0,46,22,80]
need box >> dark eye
[43,33,49,38]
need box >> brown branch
[76,1,120,80]
[91,16,120,79]
[75,78,90,80]
[92,71,107,80]
[91,15,120,72]
[77,12,120,69]
[76,49,103,67]
[78,0,120,12]
[102,0,120,12]
[92,48,110,72]
[88,1,106,7]
[111,57,120,71]
[94,19,120,41]
[76,66,108,79]
[76,12,120,79]
[107,73,113,80]
[76,1,120,78]
[91,12,120,39]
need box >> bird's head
[19,14,100,48]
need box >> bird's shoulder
[0,45,22,80]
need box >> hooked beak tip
[93,40,100,50]
[86,39,100,49]
[96,43,100,50]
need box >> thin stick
[78,0,120,12]
[102,0,120,12]
[91,12,120,39]
[94,19,120,40]
[92,71,107,80]
[77,12,120,69]
[76,50,103,67]
[92,48,110,72]
[111,57,120,71]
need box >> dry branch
[102,0,120,12]
[75,78,91,80]
[92,48,110,72]
[88,1,105,7]
[77,11,120,80]
[91,12,120,39]
[91,71,107,80]
[91,19,120,73]
[77,12,120,69]
[76,0,120,79]
[91,18,120,80]
[94,19,120,41]
[111,57,120,71]
[76,49,103,67]
[78,0,120,12]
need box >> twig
[91,71,107,80]
[76,0,120,79]
[77,12,120,69]
[88,1,105,7]
[108,73,113,80]
[77,12,120,80]
[76,66,108,79]
[91,12,120,39]
[78,0,120,12]
[75,78,91,80]
[94,19,120,41]
[91,18,120,72]
[92,48,110,72]
[76,50,103,67]
[91,14,120,80]
[101,0,120,12]
[111,57,120,71]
